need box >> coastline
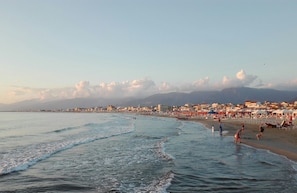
[189,117,297,162]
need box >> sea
[0,112,297,193]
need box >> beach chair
[280,120,294,130]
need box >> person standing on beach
[256,124,265,140]
[211,125,214,133]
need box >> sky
[1,0,297,104]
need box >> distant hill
[125,91,219,106]
[1,87,297,111]
[129,87,297,106]
[212,87,297,104]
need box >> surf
[0,118,135,176]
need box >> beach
[193,117,297,162]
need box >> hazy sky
[1,0,297,104]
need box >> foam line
[0,126,134,175]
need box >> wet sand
[193,117,297,162]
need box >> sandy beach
[191,117,297,162]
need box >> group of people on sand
[211,119,265,144]
[233,123,265,144]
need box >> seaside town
[42,100,297,129]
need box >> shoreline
[189,117,297,162]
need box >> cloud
[218,69,258,88]
[124,79,156,95]
[9,86,44,101]
[236,70,246,80]
[154,77,211,93]
[265,78,297,91]
[73,81,92,98]
[175,70,258,91]
[158,82,177,92]
[4,69,297,104]
[92,79,157,98]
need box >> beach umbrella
[280,109,292,115]
[251,110,267,115]
[272,110,283,115]
[273,109,292,116]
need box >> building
[157,104,170,112]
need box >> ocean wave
[143,171,174,193]
[0,125,135,176]
[52,126,80,133]
[133,135,162,140]
[84,122,98,127]
[51,122,100,133]
[0,183,93,193]
[155,138,174,161]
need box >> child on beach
[256,124,265,140]
[234,127,244,144]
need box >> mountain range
[1,87,297,111]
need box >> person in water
[218,118,223,135]
[219,124,223,135]
[256,124,265,140]
[234,127,244,144]
[240,123,245,138]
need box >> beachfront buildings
[157,104,171,112]
[52,99,297,129]
[56,99,297,122]
[61,100,297,113]
[244,101,261,109]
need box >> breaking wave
[142,171,174,193]
[155,138,174,161]
[0,123,135,175]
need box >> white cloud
[4,70,297,104]
[237,69,258,86]
[73,81,92,98]
[222,76,232,86]
[9,86,44,101]
[236,70,246,80]
[218,69,257,88]
[92,79,157,98]
[266,78,297,91]
[158,82,176,92]
[192,77,210,89]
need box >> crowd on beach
[173,109,297,148]
[175,109,296,130]
[233,123,265,144]
[211,117,266,144]
[144,108,297,162]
